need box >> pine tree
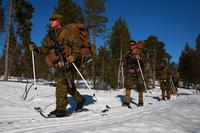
[195,34,200,54]
[169,62,178,73]
[54,0,84,25]
[0,0,5,33]
[95,45,112,89]
[178,37,200,87]
[108,17,131,88]
[82,0,108,88]
[0,0,5,74]
[195,34,200,84]
[178,43,196,88]
[13,0,33,78]
[145,36,171,80]
[83,0,108,48]
[7,25,18,76]
[109,17,131,59]
[3,0,13,80]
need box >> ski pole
[121,64,125,89]
[136,57,152,104]
[121,64,127,104]
[170,76,178,98]
[72,62,97,101]
[72,62,111,114]
[31,51,39,109]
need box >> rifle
[50,30,98,100]
[51,30,72,88]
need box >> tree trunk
[92,27,97,89]
[117,47,123,89]
[4,0,13,81]
[101,54,104,89]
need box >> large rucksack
[64,23,96,61]
[45,23,95,68]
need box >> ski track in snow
[0,80,200,133]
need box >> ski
[34,107,91,118]
[99,105,112,116]
[34,107,62,118]
[35,104,112,118]
[123,105,132,109]
[101,104,133,116]
[34,107,51,118]
[128,105,132,108]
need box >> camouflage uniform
[38,15,84,115]
[124,46,146,107]
[158,64,171,100]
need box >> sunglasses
[130,44,136,46]
[49,18,57,22]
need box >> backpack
[64,23,95,67]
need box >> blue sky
[1,0,200,63]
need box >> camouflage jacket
[125,48,146,74]
[39,27,81,67]
[158,66,171,81]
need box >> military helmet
[129,40,136,46]
[49,13,62,21]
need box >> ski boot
[138,102,143,107]
[162,97,166,101]
[167,96,171,100]
[48,109,66,117]
[122,102,132,108]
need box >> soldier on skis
[123,40,146,107]
[29,14,85,117]
[158,61,171,100]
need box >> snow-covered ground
[0,78,200,133]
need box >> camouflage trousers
[124,71,144,104]
[124,88,143,104]
[55,70,83,110]
[160,81,171,100]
